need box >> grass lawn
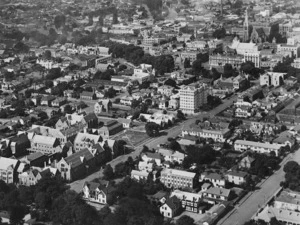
[113,130,150,147]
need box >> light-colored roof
[74,133,101,144]
[161,168,196,178]
[131,169,149,177]
[171,189,202,202]
[157,149,173,157]
[235,140,282,150]
[0,157,19,170]
[270,207,300,223]
[32,135,57,146]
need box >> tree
[176,215,194,225]
[177,110,185,120]
[192,59,202,73]
[145,122,160,137]
[43,50,52,60]
[103,164,114,180]
[213,27,226,39]
[184,58,191,68]
[54,15,66,29]
[9,205,26,225]
[283,161,300,174]
[14,42,29,53]
[164,79,177,88]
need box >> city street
[217,152,300,225]
[69,95,237,193]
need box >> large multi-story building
[160,168,196,189]
[179,84,208,114]
[291,58,300,69]
[234,140,283,156]
[209,54,244,69]
[244,52,261,68]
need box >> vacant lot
[113,130,150,147]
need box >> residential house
[9,133,30,156]
[141,152,163,166]
[97,120,123,138]
[274,189,300,212]
[273,131,296,148]
[80,91,96,100]
[149,191,169,205]
[234,140,283,156]
[170,189,203,213]
[64,90,75,98]
[74,133,102,152]
[199,203,228,225]
[41,95,56,106]
[82,181,115,205]
[0,157,20,183]
[131,169,149,181]
[200,172,226,187]
[138,161,154,172]
[31,95,42,106]
[55,148,96,181]
[19,168,58,186]
[157,85,174,96]
[202,187,231,204]
[160,196,181,218]
[52,98,67,107]
[28,134,62,155]
[226,170,248,185]
[94,100,112,114]
[239,156,255,169]
[117,118,132,128]
[158,149,185,164]
[160,168,196,189]
[22,152,48,167]
[120,96,134,106]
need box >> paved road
[69,95,237,193]
[217,151,300,225]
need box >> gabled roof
[64,148,94,168]
[164,196,181,210]
[27,152,45,161]
[204,187,231,197]
[0,157,19,170]
[32,135,57,146]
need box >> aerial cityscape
[0,0,300,224]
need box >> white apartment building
[179,84,208,114]
[160,168,196,188]
[234,140,283,156]
[182,126,230,143]
[244,52,261,68]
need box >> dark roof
[81,91,95,97]
[27,152,45,161]
[64,148,94,168]
[84,180,115,194]
[84,113,97,122]
[165,196,181,210]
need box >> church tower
[243,8,249,42]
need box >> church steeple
[243,8,249,42]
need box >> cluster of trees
[281,161,300,191]
[213,27,226,39]
[101,42,175,74]
[182,145,218,169]
[273,56,300,81]
[103,157,135,180]
[244,218,282,225]
[240,61,264,79]
[249,153,280,178]
[145,122,161,137]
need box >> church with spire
[243,8,249,42]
